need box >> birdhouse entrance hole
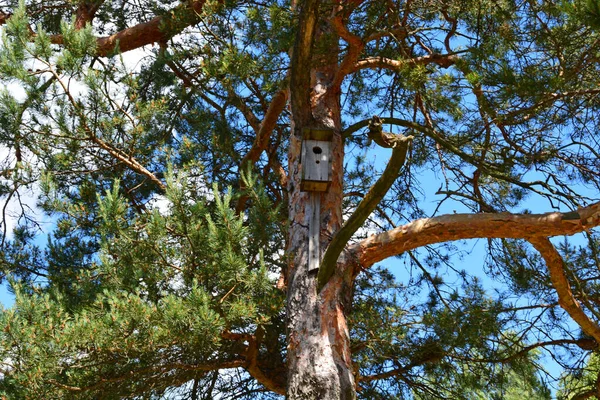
[313,146,323,164]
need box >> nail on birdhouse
[301,128,333,192]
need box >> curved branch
[330,6,365,90]
[343,116,581,205]
[528,237,600,344]
[350,201,600,268]
[343,116,485,167]
[245,326,286,395]
[343,116,431,139]
[221,329,286,394]
[75,1,104,30]
[318,133,412,290]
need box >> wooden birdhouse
[301,128,333,192]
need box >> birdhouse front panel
[301,139,332,192]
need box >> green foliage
[56,19,97,72]
[0,170,285,398]
[0,1,31,80]
[565,0,600,29]
[558,353,600,399]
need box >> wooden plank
[308,193,321,273]
[302,127,334,141]
[300,180,329,192]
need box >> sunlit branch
[351,201,600,269]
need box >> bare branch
[351,53,459,74]
[235,89,289,212]
[350,202,600,269]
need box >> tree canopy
[1,0,600,399]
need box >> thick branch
[222,329,286,394]
[95,1,212,56]
[366,115,410,148]
[350,201,600,268]
[228,92,261,132]
[330,6,365,90]
[528,237,600,344]
[318,133,412,290]
[343,116,432,139]
[245,327,286,395]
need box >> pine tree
[0,0,600,399]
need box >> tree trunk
[286,59,357,398]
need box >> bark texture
[286,79,356,399]
[286,4,356,395]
